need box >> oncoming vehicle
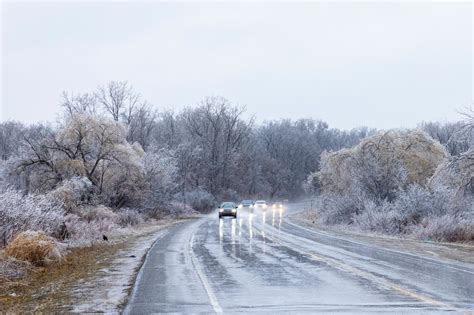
[271,201,283,209]
[218,202,238,218]
[254,200,267,209]
[239,200,253,208]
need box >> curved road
[125,204,474,314]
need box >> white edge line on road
[188,231,224,314]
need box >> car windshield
[221,202,235,208]
[256,200,265,204]
[241,200,252,204]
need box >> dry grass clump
[4,231,64,266]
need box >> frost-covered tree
[421,121,471,156]
[0,121,26,161]
[95,81,141,123]
[15,114,145,207]
[180,97,253,195]
[316,129,447,201]
[430,149,474,198]
[143,148,179,206]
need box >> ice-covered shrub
[74,205,117,223]
[390,184,453,226]
[4,231,64,266]
[318,192,366,225]
[328,183,473,240]
[64,212,117,246]
[164,202,197,217]
[175,189,216,213]
[0,190,65,246]
[49,176,96,212]
[352,200,402,234]
[412,215,474,242]
[116,208,145,227]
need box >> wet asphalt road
[124,204,474,314]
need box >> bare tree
[0,121,25,161]
[61,92,98,117]
[181,97,252,195]
[127,103,157,150]
[95,81,140,122]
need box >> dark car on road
[218,202,238,218]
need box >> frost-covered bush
[390,184,454,225]
[412,215,474,242]
[74,205,117,223]
[64,205,122,245]
[163,202,197,218]
[116,208,145,227]
[352,200,402,234]
[175,189,216,213]
[64,213,116,246]
[49,176,96,212]
[0,190,65,246]
[323,183,473,240]
[318,192,366,225]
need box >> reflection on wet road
[125,204,474,314]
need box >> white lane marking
[188,231,223,314]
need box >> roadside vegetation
[1,81,473,291]
[305,114,474,242]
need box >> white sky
[1,1,472,129]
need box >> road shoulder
[0,219,186,313]
[290,210,474,265]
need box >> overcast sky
[1,1,472,129]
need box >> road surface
[124,204,474,314]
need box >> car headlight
[219,209,223,212]
[232,209,236,212]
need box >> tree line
[0,81,372,212]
